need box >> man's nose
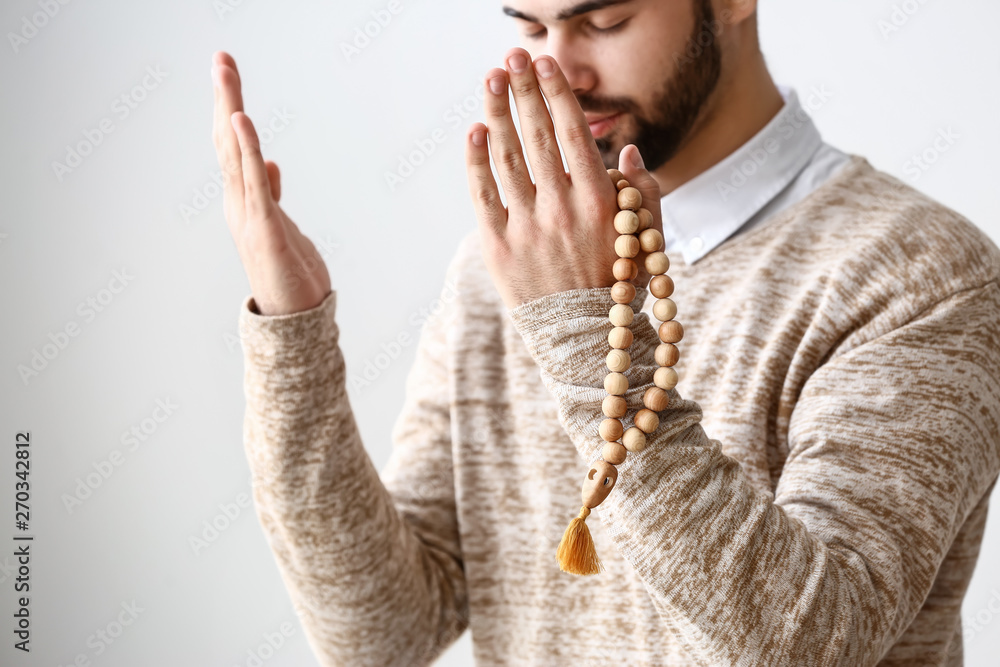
[539,35,595,96]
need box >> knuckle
[500,171,529,203]
[486,100,510,120]
[571,152,595,177]
[564,122,592,146]
[499,149,524,173]
[474,185,498,209]
[469,145,491,167]
[241,142,262,160]
[223,156,242,176]
[528,125,554,152]
[543,77,569,98]
[513,79,537,98]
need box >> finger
[212,50,239,75]
[482,67,534,209]
[465,122,508,242]
[503,47,565,189]
[212,62,245,220]
[533,55,608,192]
[230,112,275,220]
[265,161,281,202]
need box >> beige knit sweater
[238,155,1000,666]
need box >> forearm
[240,290,465,666]
[507,285,945,665]
[591,415,877,664]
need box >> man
[213,0,1000,664]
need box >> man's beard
[579,0,722,171]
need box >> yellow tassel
[556,505,603,575]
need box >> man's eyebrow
[502,0,633,24]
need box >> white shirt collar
[659,86,823,264]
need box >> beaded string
[556,168,682,576]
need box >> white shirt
[660,85,852,265]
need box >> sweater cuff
[505,285,656,387]
[237,290,338,368]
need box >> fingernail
[489,75,506,96]
[533,57,554,78]
[471,129,485,146]
[211,65,219,87]
[631,146,644,169]
[507,53,527,73]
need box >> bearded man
[213,1,1000,664]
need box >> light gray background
[1,0,998,665]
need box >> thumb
[618,144,661,216]
[618,144,664,253]
[265,160,281,202]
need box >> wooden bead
[639,228,663,253]
[622,426,647,453]
[602,394,627,419]
[611,280,636,304]
[654,343,679,367]
[615,234,640,258]
[608,303,634,327]
[616,179,630,191]
[652,297,677,322]
[614,210,640,235]
[607,168,625,183]
[606,348,630,373]
[658,320,684,343]
[654,366,678,390]
[613,257,637,281]
[604,371,629,395]
[649,274,674,298]
[582,459,618,509]
[599,418,624,442]
[608,326,633,349]
[645,251,670,275]
[602,441,628,465]
[617,186,642,211]
[637,208,654,232]
[643,386,670,411]
[634,408,659,434]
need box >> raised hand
[464,47,664,310]
[211,51,331,316]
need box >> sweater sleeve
[506,281,1000,666]
[238,269,468,665]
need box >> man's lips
[586,112,623,139]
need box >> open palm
[211,50,331,316]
